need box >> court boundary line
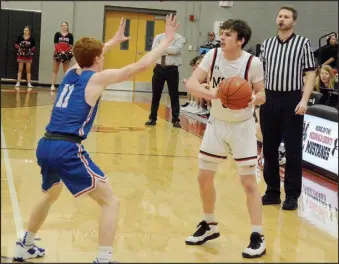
[1,123,24,239]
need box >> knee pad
[199,159,219,172]
[238,164,257,176]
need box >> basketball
[217,76,252,109]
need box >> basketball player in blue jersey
[13,14,179,263]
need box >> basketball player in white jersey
[184,19,266,258]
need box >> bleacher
[309,32,338,109]
[313,32,338,67]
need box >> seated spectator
[181,56,199,108]
[181,55,204,110]
[205,32,220,47]
[322,34,338,69]
[315,65,338,107]
[182,55,210,115]
[315,65,335,91]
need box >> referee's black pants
[149,64,180,123]
[260,90,304,198]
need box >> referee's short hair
[221,19,251,48]
[280,5,298,21]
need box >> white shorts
[199,116,257,167]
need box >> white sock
[252,225,263,235]
[204,214,215,223]
[22,231,36,246]
[97,246,113,263]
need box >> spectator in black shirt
[322,34,338,69]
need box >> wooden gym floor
[1,85,338,263]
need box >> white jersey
[199,48,264,123]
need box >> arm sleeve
[30,38,36,52]
[69,33,74,46]
[54,32,59,44]
[302,39,316,72]
[54,33,61,52]
[151,34,161,50]
[259,40,266,72]
[15,36,21,48]
[330,46,337,59]
[259,41,265,61]
[249,57,264,84]
[165,36,185,55]
[198,48,214,73]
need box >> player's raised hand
[112,17,131,44]
[164,13,180,43]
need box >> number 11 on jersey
[56,84,75,108]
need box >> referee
[259,6,316,210]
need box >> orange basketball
[217,76,252,110]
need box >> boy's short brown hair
[221,19,252,48]
[73,37,104,68]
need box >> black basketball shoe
[185,220,220,245]
[242,232,266,258]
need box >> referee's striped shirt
[260,33,316,92]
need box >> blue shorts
[36,138,106,197]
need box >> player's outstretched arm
[103,17,131,55]
[85,14,179,106]
[97,13,179,86]
[64,17,130,76]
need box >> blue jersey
[46,69,99,139]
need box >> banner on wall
[299,177,338,238]
[302,114,338,176]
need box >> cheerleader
[15,26,36,90]
[50,21,74,91]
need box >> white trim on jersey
[79,107,94,137]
